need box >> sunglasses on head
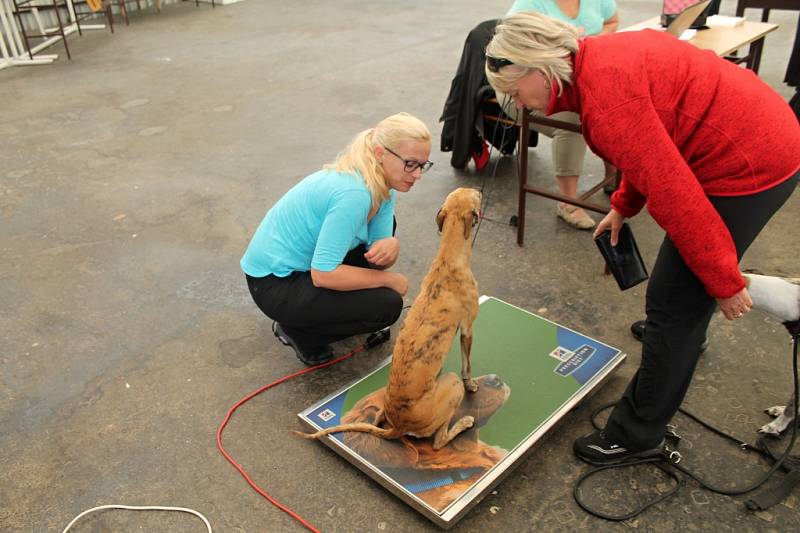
[486,56,514,73]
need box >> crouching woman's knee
[375,287,404,327]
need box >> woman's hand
[593,209,626,246]
[364,237,399,268]
[387,272,409,296]
[716,288,753,320]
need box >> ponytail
[325,113,431,208]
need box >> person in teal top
[240,169,398,278]
[507,0,618,36]
[241,113,433,365]
[501,0,618,230]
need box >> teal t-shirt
[507,0,617,36]
[240,169,396,277]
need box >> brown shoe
[556,204,596,230]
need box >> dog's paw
[463,378,479,393]
[759,420,786,436]
[759,411,794,436]
[765,405,787,418]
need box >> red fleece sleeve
[588,98,745,298]
[610,176,647,218]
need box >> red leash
[216,346,365,532]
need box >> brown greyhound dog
[295,187,482,450]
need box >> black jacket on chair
[440,19,498,169]
[440,19,538,169]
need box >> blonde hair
[325,113,431,208]
[486,11,579,96]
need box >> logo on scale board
[548,346,574,362]
[552,344,596,377]
[317,409,337,422]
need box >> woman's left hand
[593,209,625,246]
[716,287,753,320]
[364,237,399,268]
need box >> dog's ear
[462,210,476,240]
[436,207,446,233]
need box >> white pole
[0,0,22,56]
[0,0,57,66]
[31,7,46,35]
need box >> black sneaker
[630,320,709,353]
[272,322,334,366]
[574,430,664,466]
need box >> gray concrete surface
[1,1,799,531]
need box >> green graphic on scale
[298,296,625,529]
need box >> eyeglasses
[486,56,514,73]
[384,146,434,173]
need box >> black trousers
[606,172,798,449]
[246,244,403,350]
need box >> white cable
[61,504,212,533]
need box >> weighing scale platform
[298,296,626,529]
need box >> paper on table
[707,15,745,28]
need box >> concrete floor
[2,1,799,531]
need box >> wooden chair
[736,0,799,21]
[69,1,115,33]
[515,111,618,246]
[733,0,800,72]
[441,19,536,171]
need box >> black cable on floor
[573,323,800,521]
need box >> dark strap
[746,468,800,511]
[746,436,800,511]
[575,325,800,519]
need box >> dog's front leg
[460,324,478,392]
[759,397,796,435]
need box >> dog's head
[435,187,482,239]
[342,374,510,470]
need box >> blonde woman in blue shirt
[241,113,433,365]
[503,0,618,229]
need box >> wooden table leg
[749,36,766,73]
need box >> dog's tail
[293,422,400,441]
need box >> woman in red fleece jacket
[486,11,800,465]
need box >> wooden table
[623,17,778,72]
[514,19,779,246]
